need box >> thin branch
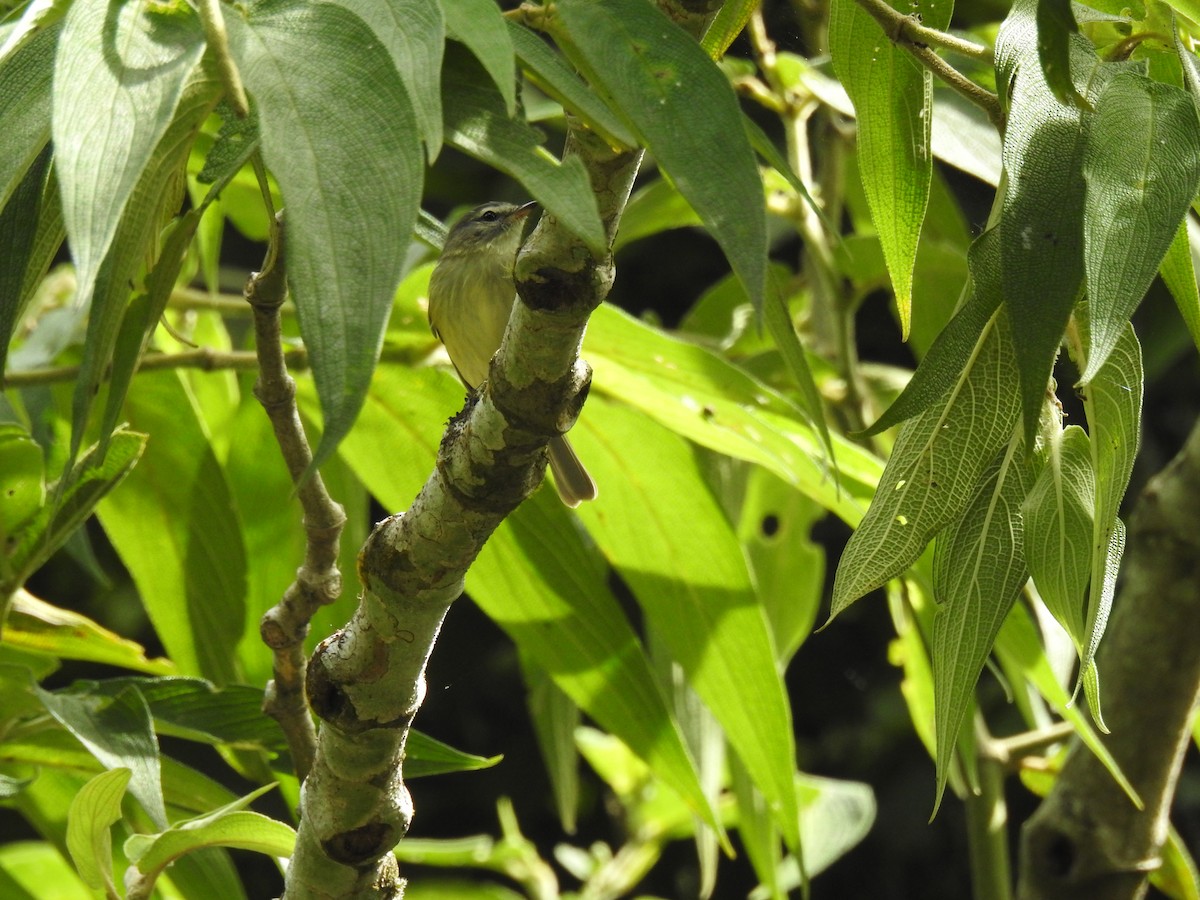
[2,347,309,388]
[247,213,345,784]
[852,0,1004,127]
[196,0,249,117]
[984,721,1076,772]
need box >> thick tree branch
[1017,417,1200,900]
[247,215,346,784]
[282,133,644,897]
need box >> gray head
[441,200,538,258]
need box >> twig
[852,0,1004,127]
[247,213,345,783]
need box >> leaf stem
[197,0,249,117]
[852,0,1004,128]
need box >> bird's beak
[513,200,538,221]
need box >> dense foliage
[1,0,1199,897]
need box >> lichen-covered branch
[247,215,346,783]
[1016,417,1200,900]
[281,133,644,898]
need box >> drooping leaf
[573,399,800,850]
[1036,0,1087,108]
[1159,216,1200,355]
[508,21,636,151]
[66,768,129,895]
[441,44,605,256]
[52,0,205,314]
[226,0,423,471]
[551,0,767,308]
[931,440,1031,813]
[996,0,1132,442]
[0,18,54,212]
[1022,425,1094,644]
[35,681,167,828]
[0,148,53,378]
[442,0,516,115]
[830,307,1021,617]
[96,373,247,685]
[1080,324,1142,699]
[830,0,948,337]
[519,654,582,833]
[1081,73,1200,382]
[700,0,758,59]
[332,0,444,158]
[69,64,222,463]
[862,227,1002,436]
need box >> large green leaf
[332,0,444,158]
[829,0,949,338]
[573,399,800,850]
[441,44,605,256]
[1160,216,1200,355]
[931,440,1031,811]
[551,0,767,308]
[1079,324,1142,697]
[830,308,1021,616]
[35,682,167,828]
[1022,425,1093,643]
[995,0,1128,441]
[69,65,221,462]
[584,304,881,526]
[508,21,636,151]
[0,18,54,213]
[226,0,422,471]
[1081,73,1200,382]
[471,489,720,833]
[442,0,516,115]
[52,0,205,313]
[96,373,247,685]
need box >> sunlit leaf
[66,768,129,894]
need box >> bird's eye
[479,210,500,223]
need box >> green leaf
[0,18,54,213]
[1036,0,1087,108]
[573,399,800,850]
[1022,425,1094,643]
[96,373,247,685]
[125,787,294,881]
[1080,324,1142,695]
[405,730,502,779]
[700,0,758,59]
[52,0,205,314]
[1160,216,1200,355]
[993,601,1141,806]
[11,429,146,584]
[442,0,516,115]
[0,148,58,376]
[996,0,1113,441]
[1081,74,1200,382]
[470,487,721,834]
[732,755,783,900]
[864,225,1003,436]
[69,64,221,462]
[0,841,91,900]
[585,304,881,526]
[830,0,946,338]
[931,440,1031,813]
[441,44,605,256]
[520,655,581,833]
[66,768,129,894]
[795,773,876,878]
[0,427,44,547]
[4,589,174,675]
[830,308,1022,617]
[333,0,444,158]
[508,21,636,150]
[552,0,767,308]
[35,681,167,828]
[225,0,423,471]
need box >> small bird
[428,200,597,507]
